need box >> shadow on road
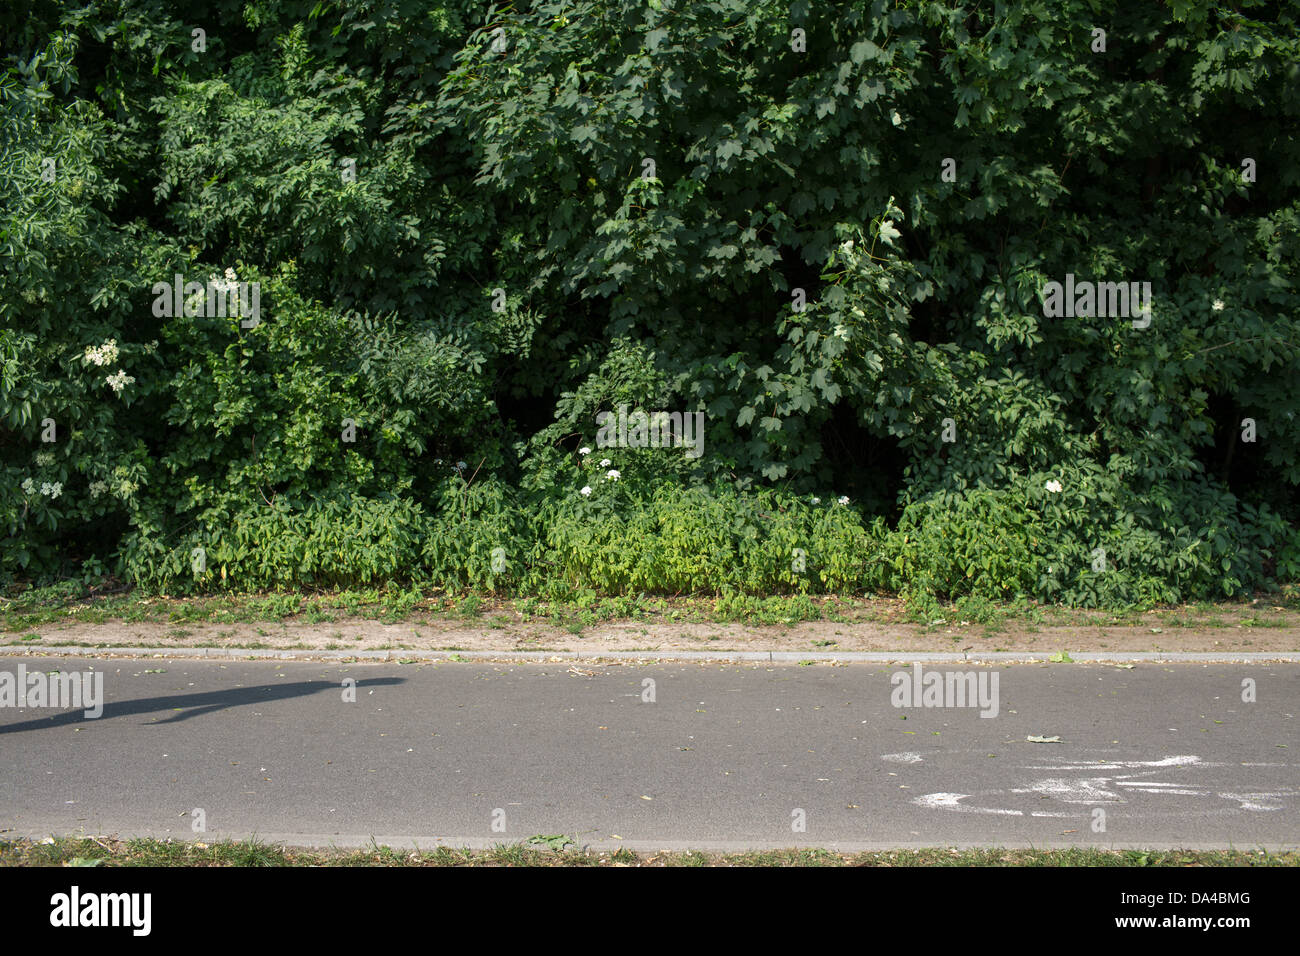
[0,677,405,735]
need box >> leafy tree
[2,0,1297,604]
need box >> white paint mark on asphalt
[912,753,1300,818]
[1010,777,1120,803]
[881,752,924,764]
[1115,781,1193,787]
[1025,755,1204,771]
[1218,792,1290,811]
[912,793,1023,815]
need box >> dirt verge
[6,616,1298,654]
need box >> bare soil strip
[6,616,1298,654]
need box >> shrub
[121,495,427,593]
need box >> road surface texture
[2,656,1296,851]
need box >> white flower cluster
[34,451,54,467]
[21,478,63,498]
[187,267,240,313]
[575,454,620,495]
[1045,480,1063,493]
[94,467,140,500]
[82,339,120,367]
[105,370,136,394]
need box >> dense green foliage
[3,0,1298,606]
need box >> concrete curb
[3,645,1299,664]
[10,827,1296,853]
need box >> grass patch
[4,582,1300,638]
[1,837,1294,868]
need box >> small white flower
[1212,299,1225,311]
[1045,480,1063,493]
[456,461,467,470]
[34,451,53,467]
[605,469,620,481]
[600,458,611,467]
[579,447,592,456]
[837,496,850,505]
[207,268,238,294]
[40,481,62,499]
[82,339,120,367]
[89,481,108,498]
[105,370,135,394]
[21,477,35,495]
[811,497,821,505]
[580,485,592,496]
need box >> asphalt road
[1,657,1296,850]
